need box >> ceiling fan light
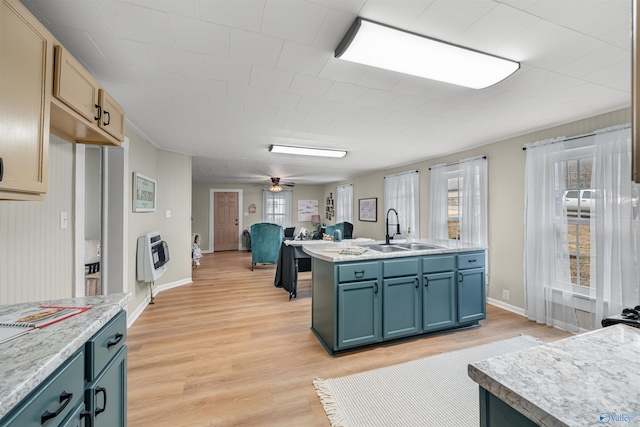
[269,183,283,192]
[269,144,347,158]
[335,18,520,89]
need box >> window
[262,189,291,227]
[384,171,419,238]
[447,175,461,239]
[559,155,593,287]
[336,184,353,223]
[429,157,487,246]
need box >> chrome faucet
[385,208,400,245]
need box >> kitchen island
[468,324,640,426]
[0,293,130,426]
[303,238,487,354]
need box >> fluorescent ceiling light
[269,145,347,158]
[335,18,520,89]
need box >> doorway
[84,146,102,296]
[214,192,239,251]
[209,189,244,252]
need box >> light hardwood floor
[127,251,570,427]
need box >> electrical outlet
[502,289,510,301]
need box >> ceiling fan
[268,177,295,192]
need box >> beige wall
[126,127,192,312]
[326,108,631,310]
[192,183,325,250]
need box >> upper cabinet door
[53,45,100,125]
[0,0,53,199]
[98,89,125,143]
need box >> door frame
[208,188,243,253]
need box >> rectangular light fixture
[269,144,347,158]
[335,18,520,89]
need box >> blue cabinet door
[457,267,486,323]
[383,276,421,339]
[337,280,380,349]
[88,346,127,427]
[423,272,456,331]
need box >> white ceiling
[22,0,632,185]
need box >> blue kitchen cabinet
[382,258,421,339]
[311,250,486,354]
[0,311,127,427]
[337,280,380,349]
[457,252,486,324]
[423,271,456,332]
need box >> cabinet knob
[415,277,419,288]
[459,272,464,283]
[95,386,108,416]
[0,157,3,182]
[424,276,429,287]
[107,332,124,348]
[374,282,378,294]
[103,110,111,126]
[94,104,102,121]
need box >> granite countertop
[468,324,640,427]
[0,293,131,419]
[302,238,486,262]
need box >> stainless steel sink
[361,244,410,253]
[393,243,442,250]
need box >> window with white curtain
[384,171,419,238]
[262,189,291,227]
[523,125,640,331]
[336,184,353,223]
[428,157,487,246]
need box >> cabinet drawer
[383,258,419,278]
[338,262,378,282]
[0,349,84,427]
[422,255,456,273]
[86,310,126,381]
[457,252,485,270]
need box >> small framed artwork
[359,197,377,222]
[133,172,156,212]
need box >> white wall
[84,146,101,239]
[0,135,74,303]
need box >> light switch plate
[60,212,68,230]
[166,210,171,218]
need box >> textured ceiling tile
[198,0,265,32]
[151,45,207,77]
[89,33,157,68]
[323,81,368,103]
[169,14,229,57]
[288,74,334,98]
[230,29,284,67]
[132,0,199,18]
[409,0,497,42]
[355,88,401,108]
[277,42,331,75]
[25,0,114,35]
[312,9,357,51]
[261,0,328,45]
[204,56,252,84]
[98,0,175,46]
[250,65,295,91]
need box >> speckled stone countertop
[468,324,640,427]
[0,293,131,419]
[302,238,486,262]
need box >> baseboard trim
[487,298,526,317]
[127,277,193,328]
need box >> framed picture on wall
[133,172,156,212]
[359,198,377,222]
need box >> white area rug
[313,335,541,427]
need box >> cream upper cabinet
[0,0,53,201]
[51,45,124,146]
[53,45,101,125]
[98,89,125,142]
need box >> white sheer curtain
[523,137,578,332]
[428,164,449,239]
[384,171,419,238]
[460,157,488,246]
[591,126,640,328]
[336,184,353,223]
[262,189,291,227]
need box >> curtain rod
[384,170,419,178]
[522,124,631,150]
[428,155,486,170]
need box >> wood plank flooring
[127,251,570,427]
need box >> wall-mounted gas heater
[136,231,169,283]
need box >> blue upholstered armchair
[250,222,283,271]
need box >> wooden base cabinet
[0,311,127,427]
[311,251,486,354]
